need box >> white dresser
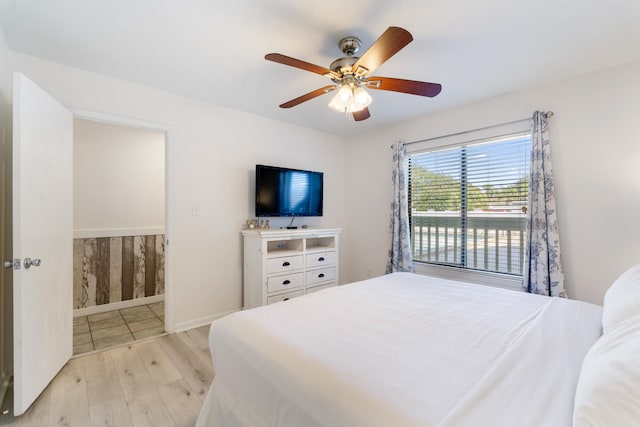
[241,228,341,309]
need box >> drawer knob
[283,297,290,301]
[282,261,290,267]
[283,280,291,285]
[318,273,325,278]
[318,257,325,262]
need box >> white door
[12,73,73,415]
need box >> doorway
[1,74,174,416]
[71,118,167,355]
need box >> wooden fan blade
[351,27,413,76]
[352,107,371,121]
[279,85,336,109]
[365,76,442,97]
[265,53,340,79]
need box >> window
[408,132,531,276]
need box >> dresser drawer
[306,266,335,286]
[267,272,304,293]
[266,255,303,274]
[305,282,335,294]
[266,289,304,305]
[306,251,336,268]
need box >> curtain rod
[394,111,554,148]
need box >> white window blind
[408,132,531,276]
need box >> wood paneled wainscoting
[73,233,165,310]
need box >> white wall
[346,60,640,306]
[12,45,638,317]
[0,26,10,100]
[73,118,165,235]
[10,52,349,330]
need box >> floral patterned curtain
[523,111,567,297]
[386,142,414,273]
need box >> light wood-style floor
[0,325,214,427]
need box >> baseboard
[73,295,165,317]
[173,309,239,333]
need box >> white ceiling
[1,0,639,137]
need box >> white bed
[196,272,611,427]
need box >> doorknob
[23,257,41,269]
[4,259,20,269]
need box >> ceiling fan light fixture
[328,84,372,113]
[353,86,372,108]
[337,84,353,102]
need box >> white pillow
[573,314,640,427]
[602,264,640,334]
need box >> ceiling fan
[265,26,442,122]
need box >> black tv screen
[255,165,323,217]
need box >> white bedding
[196,273,602,427]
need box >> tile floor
[72,301,165,355]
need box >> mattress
[196,272,603,427]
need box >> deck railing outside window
[411,211,527,275]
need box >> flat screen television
[255,164,323,217]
